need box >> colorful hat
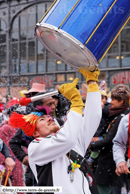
[9,111,44,137]
[24,83,46,95]
[100,90,108,98]
[9,106,50,137]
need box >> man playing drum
[9,69,101,194]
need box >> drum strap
[67,150,99,194]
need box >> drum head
[35,23,98,72]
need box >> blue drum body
[35,0,130,71]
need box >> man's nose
[47,116,53,121]
[51,103,56,110]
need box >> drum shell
[37,0,130,67]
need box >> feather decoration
[35,106,51,115]
[9,112,42,137]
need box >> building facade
[0,0,130,98]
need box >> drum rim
[35,23,99,71]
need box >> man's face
[43,97,56,117]
[101,95,107,105]
[110,98,124,108]
[34,115,60,138]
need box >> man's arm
[29,79,84,166]
[77,83,101,154]
[77,69,102,154]
[9,129,28,162]
[1,142,15,171]
[90,115,123,151]
[1,141,12,159]
[113,114,129,175]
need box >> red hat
[9,111,44,137]
[24,83,46,95]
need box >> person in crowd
[24,83,46,97]
[87,89,111,171]
[6,95,12,103]
[94,89,110,137]
[19,82,46,114]
[9,92,64,191]
[52,93,71,120]
[9,68,101,194]
[113,110,130,192]
[89,84,130,194]
[6,95,11,102]
[0,102,4,125]
[0,104,25,188]
[0,138,15,172]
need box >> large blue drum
[35,0,130,71]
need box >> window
[108,37,119,53]
[108,55,119,67]
[20,63,27,73]
[28,7,36,27]
[126,18,130,26]
[20,42,27,64]
[121,54,130,67]
[12,31,18,42]
[57,74,65,82]
[66,73,74,81]
[57,61,65,71]
[0,66,7,76]
[12,44,18,62]
[0,19,6,31]
[37,4,46,22]
[46,51,56,72]
[0,45,6,64]
[20,77,27,84]
[11,77,19,84]
[121,29,130,52]
[20,16,27,29]
[99,72,106,80]
[0,77,7,85]
[67,64,73,70]
[37,41,45,72]
[12,63,18,74]
[20,30,27,41]
[29,62,35,73]
[28,41,35,61]
[99,58,106,68]
[28,29,35,40]
[12,17,18,30]
[0,19,6,67]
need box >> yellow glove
[78,68,100,84]
[59,78,84,114]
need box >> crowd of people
[0,68,130,194]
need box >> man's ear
[32,130,39,138]
[121,99,124,105]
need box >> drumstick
[19,90,59,106]
[4,170,10,186]
[2,170,10,194]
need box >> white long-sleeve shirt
[28,85,101,194]
[113,114,129,166]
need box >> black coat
[94,103,110,137]
[90,108,130,187]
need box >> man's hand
[59,78,84,114]
[22,155,29,166]
[91,137,99,142]
[59,78,79,101]
[116,161,128,176]
[78,68,100,84]
[5,157,15,171]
